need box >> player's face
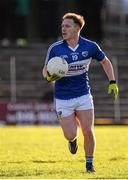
[61,18,80,40]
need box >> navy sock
[86,156,93,167]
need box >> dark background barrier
[0,0,128,125]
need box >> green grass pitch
[0,125,128,179]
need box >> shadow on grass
[32,160,57,163]
[0,160,25,164]
[32,159,85,163]
[109,156,126,161]
[0,159,84,164]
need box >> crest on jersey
[82,51,88,57]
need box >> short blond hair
[62,12,85,29]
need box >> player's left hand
[108,81,118,100]
[45,71,60,82]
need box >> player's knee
[64,132,77,141]
[82,127,94,137]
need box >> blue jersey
[45,37,105,100]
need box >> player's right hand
[45,71,60,82]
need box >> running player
[42,12,118,173]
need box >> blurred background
[0,0,128,125]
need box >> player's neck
[67,36,79,48]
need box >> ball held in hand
[47,57,68,78]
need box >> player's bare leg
[59,113,78,154]
[76,109,96,173]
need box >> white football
[47,57,68,77]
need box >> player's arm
[42,45,61,82]
[100,56,115,81]
[100,56,118,100]
[42,65,47,78]
[42,65,60,82]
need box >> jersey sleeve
[44,46,55,65]
[92,42,105,61]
